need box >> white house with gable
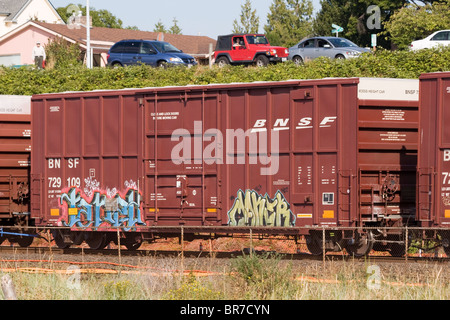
[0,0,64,66]
[0,0,63,37]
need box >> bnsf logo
[251,117,337,133]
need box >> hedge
[1,47,449,96]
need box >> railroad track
[0,245,448,264]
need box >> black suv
[107,39,197,68]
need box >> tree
[383,0,450,50]
[153,20,167,33]
[169,18,182,35]
[312,0,443,49]
[232,0,260,34]
[264,0,314,47]
[45,37,82,69]
[57,4,127,29]
[153,19,183,34]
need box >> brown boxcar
[0,96,31,217]
[30,78,419,253]
[0,95,33,246]
[417,72,450,254]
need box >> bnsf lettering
[252,117,337,132]
[444,150,450,162]
[48,158,61,169]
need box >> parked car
[288,37,370,64]
[213,34,289,67]
[410,30,450,51]
[107,39,197,67]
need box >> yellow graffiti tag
[228,190,295,227]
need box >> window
[322,193,334,205]
[110,42,127,53]
[317,39,330,48]
[141,42,156,54]
[152,41,182,53]
[301,40,315,48]
[246,35,269,45]
[122,41,140,54]
[431,31,450,41]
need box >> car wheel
[255,55,269,67]
[158,61,168,69]
[335,54,346,60]
[293,55,303,65]
[111,62,123,68]
[215,56,230,67]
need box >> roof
[0,0,30,21]
[33,21,216,57]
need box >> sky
[49,0,322,39]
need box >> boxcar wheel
[17,235,34,248]
[52,230,71,249]
[346,231,374,257]
[124,234,143,251]
[305,234,323,256]
[85,233,108,250]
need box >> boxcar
[0,95,33,247]
[30,78,420,254]
[417,72,450,255]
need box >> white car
[410,30,450,51]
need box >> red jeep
[214,34,289,67]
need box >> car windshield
[327,38,359,48]
[246,35,269,45]
[152,42,182,53]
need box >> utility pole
[86,0,92,69]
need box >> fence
[0,225,448,262]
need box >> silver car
[289,37,370,64]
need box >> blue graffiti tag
[60,188,146,231]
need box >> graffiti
[60,180,146,231]
[228,190,295,227]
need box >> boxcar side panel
[418,72,450,227]
[0,96,31,218]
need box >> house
[0,0,63,37]
[0,20,217,67]
[0,0,64,66]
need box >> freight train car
[0,95,34,247]
[417,71,450,255]
[30,78,420,255]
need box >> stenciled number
[443,172,450,185]
[67,177,81,188]
[48,177,61,188]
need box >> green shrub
[164,273,223,300]
[0,47,449,96]
[230,253,297,300]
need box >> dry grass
[1,253,449,300]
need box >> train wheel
[442,237,450,257]
[124,234,143,251]
[305,234,323,256]
[17,236,34,248]
[346,231,374,257]
[389,243,406,257]
[85,233,108,250]
[388,234,409,257]
[52,230,71,249]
